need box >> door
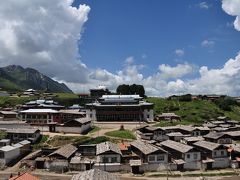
[132,166,140,174]
[207,162,212,169]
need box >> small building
[181,136,204,145]
[59,109,86,123]
[155,113,181,122]
[193,140,229,169]
[48,144,78,172]
[0,145,20,166]
[160,140,201,170]
[55,118,91,134]
[204,132,232,144]
[0,139,10,147]
[48,144,77,160]
[0,111,18,120]
[6,128,40,143]
[9,172,40,180]
[166,132,186,142]
[191,127,210,136]
[71,169,119,180]
[225,131,240,141]
[95,141,123,172]
[96,141,122,164]
[131,140,168,164]
[20,109,60,124]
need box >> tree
[116,84,145,97]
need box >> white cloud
[174,49,185,57]
[0,0,90,83]
[222,0,240,31]
[201,40,215,47]
[158,63,195,79]
[197,2,210,10]
[1,0,240,97]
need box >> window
[102,157,108,163]
[147,115,150,118]
[221,150,225,156]
[148,155,156,162]
[111,157,118,163]
[194,153,198,160]
[187,154,190,159]
[213,151,217,156]
[157,155,164,161]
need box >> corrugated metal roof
[21,109,59,113]
[96,141,122,155]
[71,169,119,180]
[160,140,193,153]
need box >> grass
[147,97,240,126]
[44,135,120,148]
[105,129,136,140]
[0,130,7,139]
[32,135,49,149]
[88,126,101,134]
[0,96,37,107]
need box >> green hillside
[0,65,72,93]
[147,97,240,126]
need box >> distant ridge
[0,65,72,93]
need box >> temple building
[86,95,153,122]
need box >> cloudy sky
[0,0,240,96]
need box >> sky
[0,0,240,96]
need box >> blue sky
[0,0,240,96]
[73,0,240,76]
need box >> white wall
[143,109,153,121]
[0,147,20,166]
[212,158,230,169]
[183,152,201,170]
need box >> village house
[59,109,86,123]
[193,140,229,169]
[0,145,20,166]
[6,128,40,143]
[225,131,240,141]
[55,118,92,134]
[47,144,78,172]
[20,109,61,124]
[166,132,186,142]
[130,140,168,173]
[181,136,205,145]
[95,141,123,172]
[191,126,210,136]
[71,169,120,180]
[118,142,138,164]
[86,95,154,122]
[0,111,18,120]
[155,113,181,122]
[0,139,10,147]
[160,140,201,170]
[204,132,232,144]
[12,140,31,156]
[69,144,96,171]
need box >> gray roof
[131,140,166,155]
[49,144,77,159]
[19,140,31,145]
[160,140,193,153]
[166,132,184,137]
[225,131,240,137]
[71,169,120,180]
[74,118,91,124]
[194,127,210,131]
[96,141,122,155]
[6,128,39,134]
[183,136,204,142]
[204,132,226,139]
[193,140,221,151]
[0,111,17,115]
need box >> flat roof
[21,109,59,113]
[0,145,18,152]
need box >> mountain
[0,65,72,93]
